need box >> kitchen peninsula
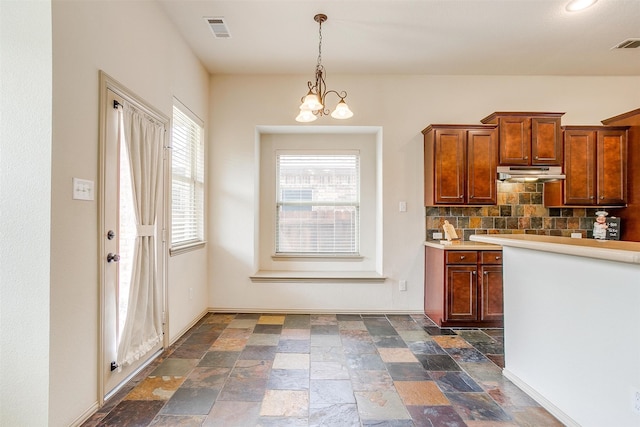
[469,234,640,427]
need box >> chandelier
[296,14,353,123]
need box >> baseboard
[207,307,423,315]
[169,308,210,346]
[69,401,100,427]
[502,369,579,427]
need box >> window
[170,101,204,253]
[254,129,383,280]
[276,152,360,255]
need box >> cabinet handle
[534,156,538,160]
[484,272,488,275]
[600,196,605,200]
[495,256,501,260]
[459,195,463,199]
[460,255,465,260]
[472,271,476,275]
[524,156,529,160]
[470,195,474,198]
[590,196,595,199]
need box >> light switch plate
[73,178,94,201]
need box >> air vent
[611,38,640,49]
[205,17,231,39]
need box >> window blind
[171,104,204,249]
[276,152,360,254]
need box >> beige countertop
[470,234,640,264]
[424,241,501,250]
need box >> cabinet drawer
[446,251,477,264]
[481,251,503,265]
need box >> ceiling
[156,0,640,76]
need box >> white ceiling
[157,0,640,76]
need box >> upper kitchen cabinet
[481,112,564,166]
[601,108,640,241]
[544,126,629,207]
[423,124,498,206]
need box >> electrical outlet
[632,387,640,415]
[433,232,443,240]
[571,232,582,239]
[399,201,407,212]
[399,280,407,291]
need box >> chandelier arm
[323,90,348,101]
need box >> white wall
[51,1,209,425]
[501,246,640,427]
[0,1,52,426]
[208,74,640,313]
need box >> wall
[501,246,640,427]
[51,1,209,425]
[426,181,599,241]
[208,74,640,313]
[0,1,52,425]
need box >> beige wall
[208,74,640,313]
[0,1,52,425]
[50,1,209,425]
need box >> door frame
[97,71,170,404]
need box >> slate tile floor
[83,313,563,427]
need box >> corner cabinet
[544,126,629,207]
[423,124,498,205]
[424,246,503,328]
[481,112,564,166]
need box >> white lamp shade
[301,91,323,111]
[295,109,318,123]
[330,100,354,119]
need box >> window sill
[170,241,206,256]
[250,270,386,283]
[271,254,364,261]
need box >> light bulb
[566,0,597,12]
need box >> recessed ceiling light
[566,0,597,12]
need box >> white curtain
[116,103,164,368]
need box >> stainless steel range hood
[497,166,565,182]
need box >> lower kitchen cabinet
[424,246,503,328]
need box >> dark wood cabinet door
[499,116,531,165]
[467,128,497,204]
[434,128,466,204]
[564,129,597,205]
[480,265,503,321]
[532,117,562,165]
[446,265,477,321]
[597,129,627,205]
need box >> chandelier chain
[316,18,323,70]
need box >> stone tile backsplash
[425,182,602,241]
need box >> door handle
[107,253,120,263]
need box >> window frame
[169,99,206,255]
